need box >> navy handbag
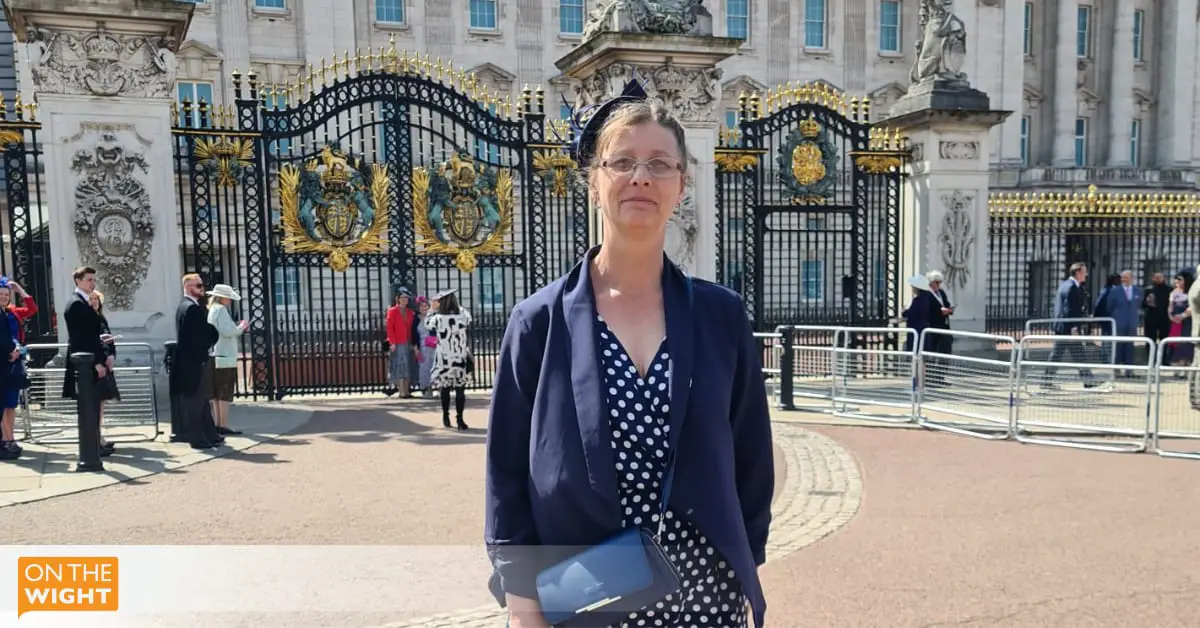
[533,275,694,627]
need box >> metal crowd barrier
[915,329,1017,440]
[1012,334,1153,453]
[753,332,782,404]
[1152,337,1200,460]
[830,327,918,424]
[18,342,161,445]
[767,323,1200,461]
[1023,317,1118,365]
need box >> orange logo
[17,557,119,618]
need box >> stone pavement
[0,402,314,508]
[375,422,863,628]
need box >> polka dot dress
[597,315,748,628]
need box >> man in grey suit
[1044,262,1100,388]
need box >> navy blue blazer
[484,249,775,627]
[1051,278,1086,334]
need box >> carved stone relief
[938,141,979,160]
[582,0,713,41]
[665,169,699,272]
[1023,85,1044,111]
[577,61,722,123]
[937,190,976,291]
[910,0,969,87]
[26,22,177,98]
[1077,87,1102,113]
[70,131,156,309]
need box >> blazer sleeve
[906,292,931,331]
[484,306,543,599]
[1068,284,1085,317]
[208,306,243,339]
[728,303,775,566]
[185,305,218,350]
[12,297,37,320]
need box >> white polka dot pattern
[597,316,748,628]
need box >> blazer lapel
[662,260,694,454]
[562,249,618,509]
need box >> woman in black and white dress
[425,288,472,430]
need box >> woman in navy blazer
[485,79,775,628]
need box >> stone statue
[909,0,968,86]
[581,0,713,41]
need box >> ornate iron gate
[714,86,906,331]
[173,46,590,399]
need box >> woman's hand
[505,595,549,628]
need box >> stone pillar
[218,0,251,99]
[1051,0,1079,167]
[1155,0,1198,166]
[556,33,741,281]
[997,0,1026,166]
[1106,0,1135,166]
[884,1,1011,351]
[5,1,194,356]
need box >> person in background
[414,296,437,397]
[426,288,471,430]
[1166,272,1194,374]
[172,273,222,450]
[384,287,417,398]
[1101,271,1142,373]
[89,291,121,436]
[206,283,248,435]
[900,274,935,353]
[1044,262,1100,389]
[1093,273,1121,337]
[61,266,115,456]
[924,269,955,356]
[1188,265,1200,410]
[0,277,30,458]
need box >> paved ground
[3,392,1200,626]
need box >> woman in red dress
[384,288,418,398]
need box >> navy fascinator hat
[565,75,650,168]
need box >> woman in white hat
[206,283,249,435]
[425,287,472,430]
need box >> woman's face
[89,294,101,311]
[0,288,11,308]
[1175,277,1185,290]
[397,295,409,308]
[419,300,429,314]
[592,122,686,240]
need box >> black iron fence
[172,44,590,399]
[988,185,1200,338]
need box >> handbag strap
[656,273,694,534]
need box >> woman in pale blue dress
[415,296,437,396]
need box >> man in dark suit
[171,273,222,450]
[61,266,115,456]
[1044,262,1099,388]
[923,270,954,385]
[1142,272,1172,364]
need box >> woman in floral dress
[414,296,437,397]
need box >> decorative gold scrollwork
[853,154,904,174]
[194,137,256,188]
[532,149,577,197]
[412,152,514,274]
[715,152,758,173]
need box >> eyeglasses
[598,157,683,178]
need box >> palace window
[176,81,214,128]
[1076,5,1091,58]
[1019,116,1029,165]
[1073,117,1088,167]
[727,0,749,40]
[804,0,826,49]
[470,0,498,30]
[802,259,825,301]
[1132,10,1144,61]
[1023,3,1033,56]
[255,0,285,9]
[479,268,505,311]
[376,0,405,24]
[879,1,901,53]
[560,0,585,34]
[273,267,302,308]
[1130,119,1141,167]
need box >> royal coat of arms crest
[777,118,840,205]
[412,152,514,274]
[279,143,391,272]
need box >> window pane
[802,260,824,300]
[1023,3,1032,55]
[470,0,497,29]
[880,1,900,52]
[1132,10,1143,60]
[560,0,584,34]
[1076,6,1090,57]
[804,0,825,48]
[256,0,285,8]
[376,0,404,23]
[727,0,749,39]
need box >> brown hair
[585,101,690,188]
[181,273,201,288]
[72,266,96,282]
